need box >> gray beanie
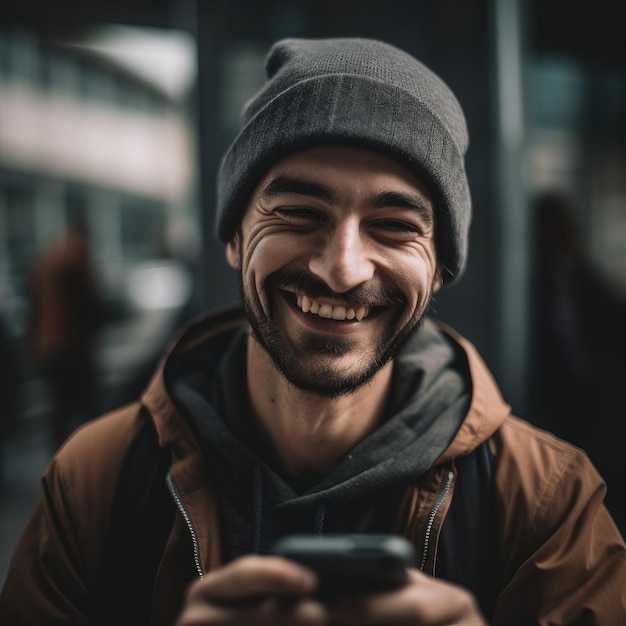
[216,37,471,282]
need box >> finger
[187,556,318,604]
[177,597,328,626]
[330,569,483,625]
[405,569,482,623]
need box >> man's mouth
[295,294,370,321]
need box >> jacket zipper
[419,469,454,571]
[166,473,204,579]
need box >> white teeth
[295,294,370,321]
[319,304,333,318]
[332,306,346,320]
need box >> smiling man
[1,38,625,626]
[233,146,440,400]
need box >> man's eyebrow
[260,175,336,203]
[371,191,435,225]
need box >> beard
[240,268,433,398]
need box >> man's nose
[308,220,375,293]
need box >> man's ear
[225,232,241,270]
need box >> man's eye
[275,207,320,220]
[373,220,422,234]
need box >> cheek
[242,237,302,305]
[388,251,437,296]
[246,232,310,272]
[245,239,288,278]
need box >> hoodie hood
[143,307,511,558]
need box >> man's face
[226,145,441,397]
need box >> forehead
[253,145,433,204]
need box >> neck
[246,334,393,479]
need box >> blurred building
[0,25,198,413]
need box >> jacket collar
[141,307,511,474]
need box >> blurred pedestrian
[28,219,104,450]
[531,190,626,531]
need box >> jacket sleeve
[0,457,98,624]
[0,408,143,624]
[492,418,626,625]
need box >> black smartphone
[270,534,414,598]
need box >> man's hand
[175,555,327,625]
[176,558,487,625]
[328,568,488,625]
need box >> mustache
[266,268,405,309]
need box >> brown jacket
[1,308,624,625]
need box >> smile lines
[296,294,370,321]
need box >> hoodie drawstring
[253,464,328,550]
[313,503,327,535]
[252,464,263,553]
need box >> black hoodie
[167,317,472,562]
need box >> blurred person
[531,190,626,531]
[1,38,625,626]
[27,218,104,450]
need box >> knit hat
[216,37,471,282]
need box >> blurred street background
[1,0,626,586]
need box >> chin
[274,349,392,398]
